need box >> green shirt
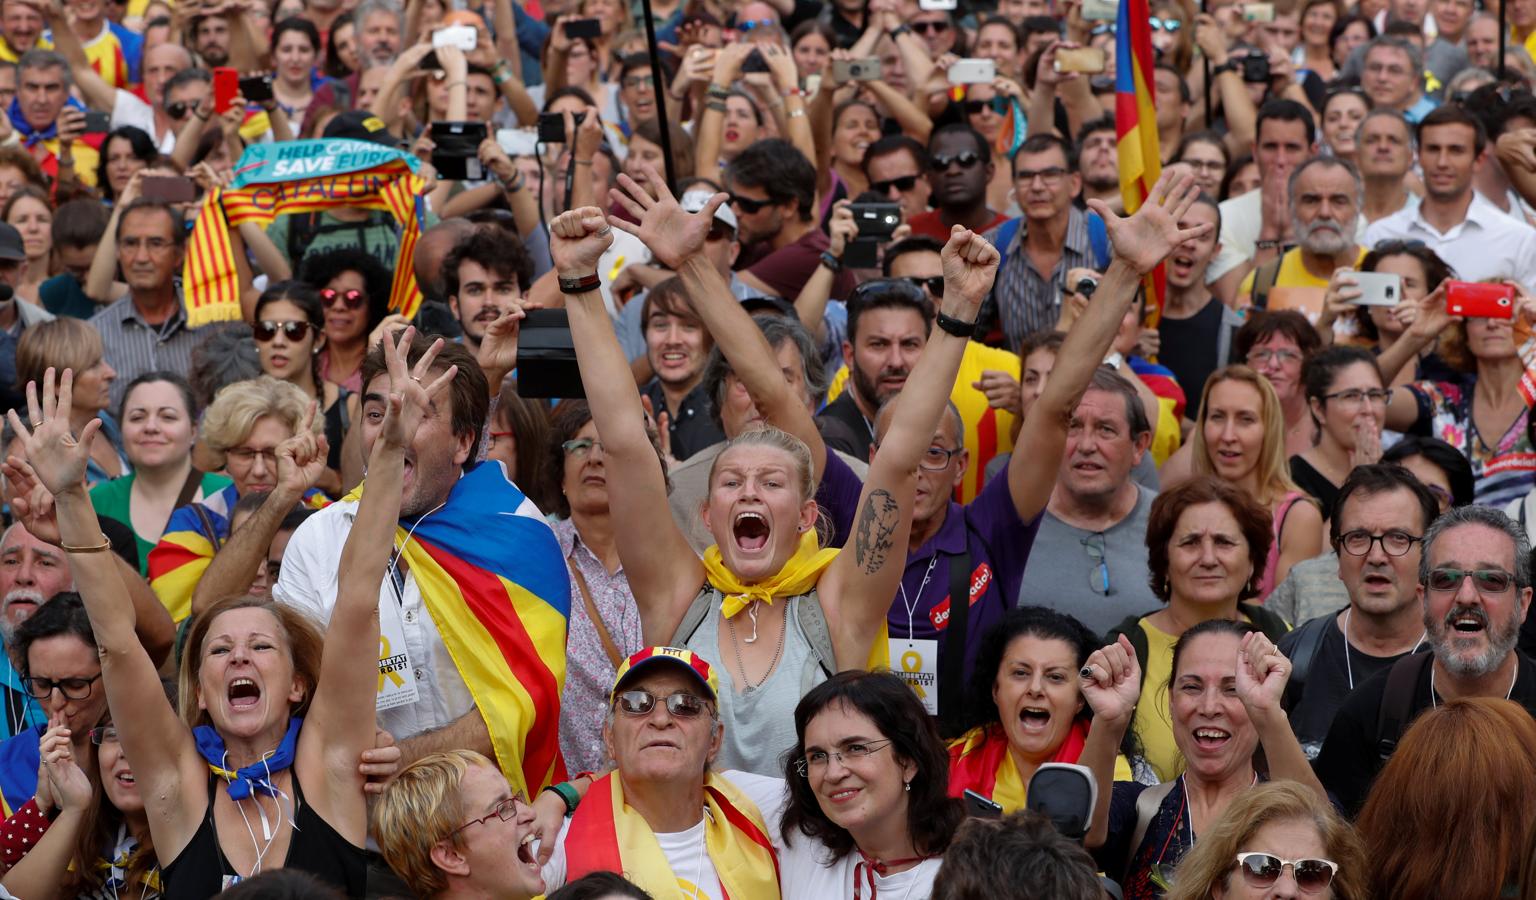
[90,471,233,576]
[264,208,441,273]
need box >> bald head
[414,219,477,302]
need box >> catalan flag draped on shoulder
[359,461,571,797]
[1115,0,1166,324]
[182,135,427,328]
[147,484,329,623]
[946,722,1135,813]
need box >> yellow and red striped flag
[1115,0,1167,324]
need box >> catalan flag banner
[182,138,426,328]
[1115,0,1167,324]
[565,772,781,899]
[375,462,571,796]
[147,484,329,623]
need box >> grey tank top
[684,588,826,776]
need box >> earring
[903,780,911,792]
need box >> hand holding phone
[212,66,238,114]
[1348,271,1402,307]
[1053,47,1105,74]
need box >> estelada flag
[182,138,427,328]
[1115,0,1167,324]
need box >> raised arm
[1236,631,1328,803]
[1079,635,1141,849]
[693,43,754,180]
[1009,169,1214,523]
[816,226,998,670]
[8,370,205,854]
[1378,284,1449,432]
[38,0,116,112]
[550,207,704,644]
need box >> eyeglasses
[1425,483,1454,509]
[1091,23,1115,36]
[1371,238,1426,254]
[1182,159,1227,173]
[90,726,119,745]
[1015,166,1068,186]
[165,100,194,119]
[449,793,530,839]
[707,222,733,243]
[320,287,366,309]
[1082,531,1110,595]
[613,689,710,718]
[1427,567,1515,593]
[562,438,605,458]
[1149,16,1181,30]
[729,193,774,214]
[253,320,313,343]
[794,739,893,776]
[903,275,944,297]
[871,174,920,194]
[736,18,776,30]
[23,673,101,700]
[1338,529,1420,557]
[1246,348,1303,366]
[621,74,655,90]
[912,19,950,33]
[963,96,1011,117]
[918,445,960,471]
[930,151,981,172]
[1235,853,1338,892]
[226,447,279,468]
[1321,387,1391,407]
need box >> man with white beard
[0,524,73,738]
[1238,157,1367,307]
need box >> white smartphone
[918,0,957,9]
[497,128,538,157]
[1081,0,1117,20]
[1349,271,1403,307]
[947,58,996,85]
[433,24,478,51]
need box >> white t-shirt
[779,840,941,900]
[541,770,788,899]
[110,89,174,154]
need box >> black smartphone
[516,309,584,398]
[536,110,585,144]
[563,17,603,38]
[430,121,489,181]
[742,47,769,73]
[963,789,1003,819]
[82,110,111,135]
[850,201,901,239]
[238,74,273,103]
[140,175,198,203]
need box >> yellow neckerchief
[701,530,838,618]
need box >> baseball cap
[0,223,26,262]
[612,646,719,702]
[680,189,737,234]
[323,110,399,147]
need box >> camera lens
[1075,277,1098,297]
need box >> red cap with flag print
[611,647,720,702]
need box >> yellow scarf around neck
[701,530,839,618]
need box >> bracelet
[706,99,728,113]
[541,782,581,816]
[783,86,806,98]
[888,24,911,38]
[558,271,601,294]
[1255,239,1281,251]
[500,169,525,192]
[492,61,513,85]
[935,310,977,338]
[573,158,592,166]
[706,84,730,99]
[819,250,843,272]
[60,535,113,554]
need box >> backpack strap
[1087,211,1110,269]
[991,217,1023,278]
[670,589,715,648]
[1374,651,1433,761]
[1281,613,1334,710]
[794,593,837,682]
[1126,779,1177,871]
[192,503,223,554]
[1251,257,1283,309]
[939,548,974,739]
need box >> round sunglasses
[320,287,366,310]
[253,320,314,343]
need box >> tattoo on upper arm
[854,490,901,575]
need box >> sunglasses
[729,193,774,214]
[253,320,313,343]
[166,101,194,119]
[1371,238,1427,253]
[1149,15,1181,30]
[613,689,710,718]
[930,151,981,172]
[737,18,776,30]
[903,275,944,297]
[1234,853,1338,892]
[912,19,950,33]
[320,287,366,309]
[707,222,733,242]
[1426,567,1514,593]
[963,97,1011,116]
[871,174,920,194]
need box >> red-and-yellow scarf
[946,721,1090,813]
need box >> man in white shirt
[1365,104,1536,286]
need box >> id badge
[377,601,420,711]
[890,637,939,716]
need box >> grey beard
[1428,608,1522,678]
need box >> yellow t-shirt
[1150,395,1181,467]
[826,341,1020,504]
[1131,618,1184,783]
[1237,246,1369,299]
[0,34,51,64]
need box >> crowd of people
[0,0,1532,895]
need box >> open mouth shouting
[1191,726,1231,752]
[1017,705,1052,733]
[1446,606,1489,637]
[733,511,770,553]
[228,677,262,711]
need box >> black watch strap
[935,311,977,338]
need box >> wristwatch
[935,311,977,338]
[1255,239,1281,251]
[558,272,601,294]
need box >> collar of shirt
[115,285,186,328]
[1404,191,1503,238]
[908,499,969,560]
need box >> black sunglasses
[253,320,314,343]
[849,277,929,307]
[729,193,774,214]
[903,275,944,297]
[320,287,366,309]
[871,174,920,194]
[930,151,981,172]
[1371,238,1426,253]
[166,101,194,119]
[963,97,1011,117]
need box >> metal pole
[1500,0,1509,81]
[1201,0,1212,128]
[638,0,677,190]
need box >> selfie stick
[638,0,678,190]
[1499,0,1508,80]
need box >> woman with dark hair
[947,607,1140,813]
[1175,131,1230,197]
[779,670,965,897]
[325,18,359,80]
[270,17,337,131]
[1317,240,1455,388]
[1106,477,1291,782]
[1296,0,1343,83]
[1318,87,1368,164]
[1291,346,1387,516]
[1219,153,1260,201]
[789,19,834,83]
[1381,435,1474,512]
[547,871,653,900]
[1358,698,1536,898]
[1329,14,1376,70]
[299,248,395,394]
[95,126,158,205]
[1081,619,1324,900]
[251,281,361,495]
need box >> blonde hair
[198,375,319,464]
[374,749,493,897]
[1166,782,1370,900]
[1190,365,1299,505]
[177,595,324,732]
[707,426,817,505]
[15,318,104,396]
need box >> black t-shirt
[1158,297,1226,407]
[817,391,873,463]
[1315,648,1536,817]
[1289,456,1341,520]
[1278,612,1421,760]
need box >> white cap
[680,189,738,234]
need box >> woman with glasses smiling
[1290,347,1388,518]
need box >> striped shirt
[89,289,203,412]
[984,205,1099,353]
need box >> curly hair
[298,246,392,338]
[1146,476,1274,603]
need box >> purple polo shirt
[887,473,1041,688]
[816,451,864,549]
